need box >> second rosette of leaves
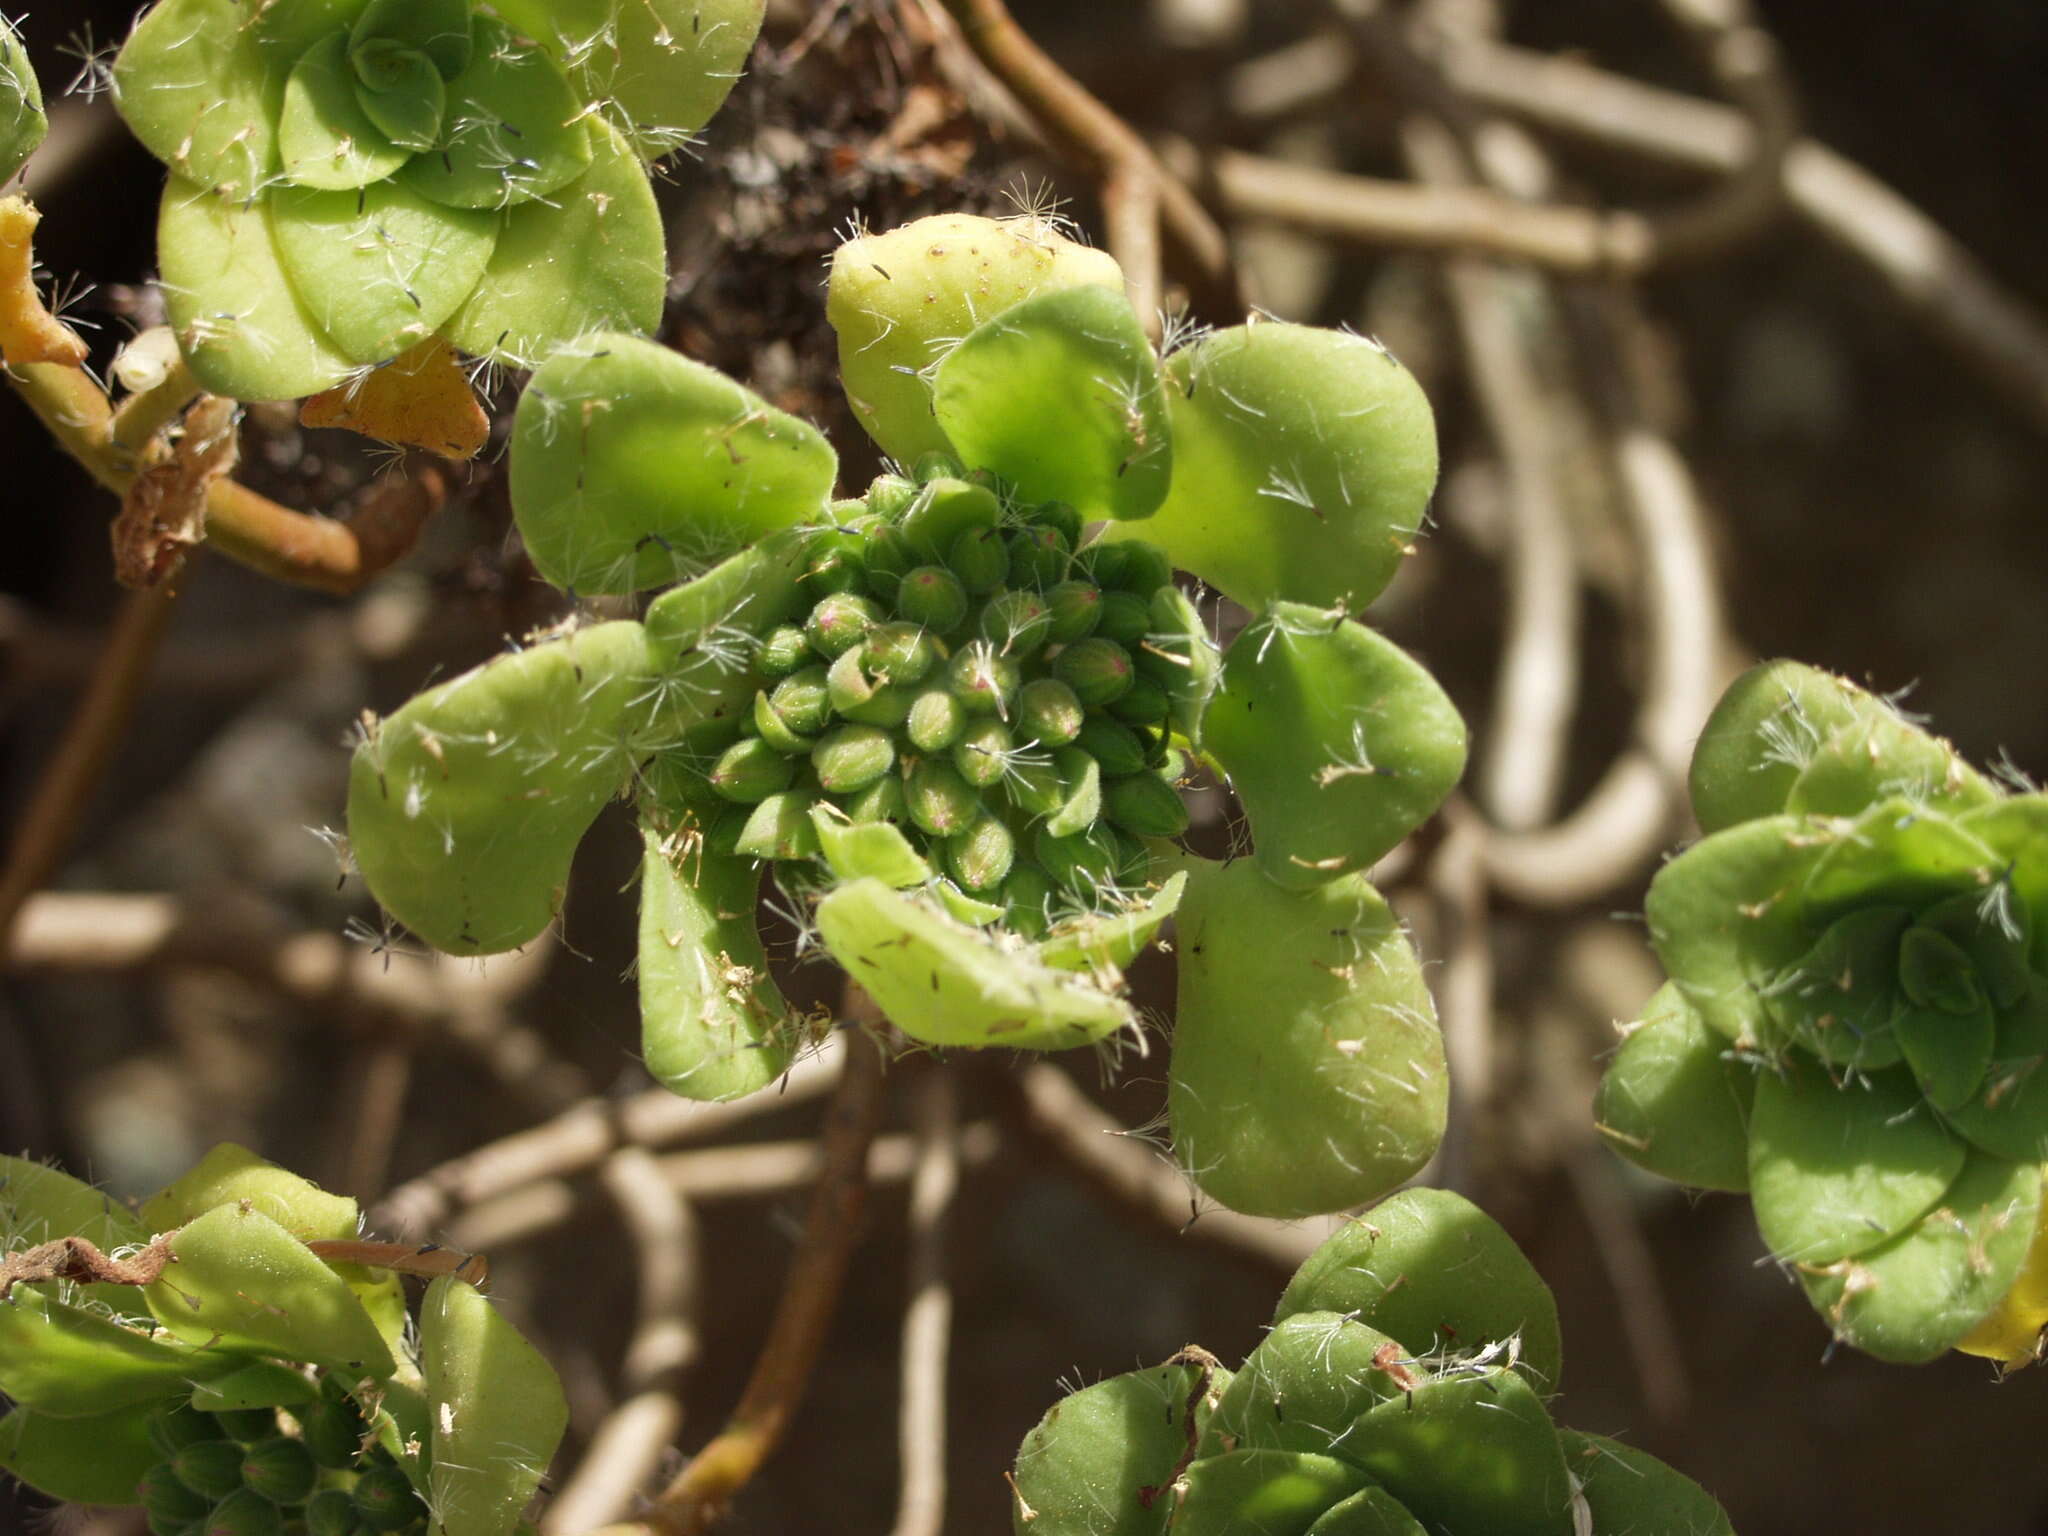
[347,212,1467,1220]
[0,1145,563,1536]
[1597,660,2048,1363]
[1008,1189,1733,1536]
[109,0,765,399]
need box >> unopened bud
[948,641,1020,716]
[953,719,1014,788]
[805,592,881,658]
[803,528,867,597]
[711,737,798,803]
[865,621,937,684]
[949,525,1009,594]
[946,813,1016,891]
[1053,637,1133,706]
[1043,580,1103,644]
[756,624,813,678]
[906,759,979,836]
[1018,677,1085,747]
[907,688,966,753]
[1095,589,1150,646]
[1103,772,1190,838]
[173,1439,245,1500]
[240,1438,317,1506]
[813,724,896,793]
[1107,674,1170,725]
[896,565,969,633]
[1074,717,1147,777]
[979,590,1053,655]
[350,1462,424,1531]
[202,1488,282,1536]
[1007,523,1072,588]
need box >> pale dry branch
[889,1070,959,1536]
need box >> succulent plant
[1,15,44,186]
[0,1144,564,1536]
[1596,660,2048,1364]
[346,210,1466,1219]
[107,0,766,401]
[1008,1188,1734,1536]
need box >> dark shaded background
[4,2,2047,1532]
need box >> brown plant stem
[929,0,1238,328]
[641,1021,887,1535]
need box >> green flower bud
[303,1489,356,1536]
[805,592,881,658]
[737,792,823,860]
[1042,580,1103,644]
[1113,540,1174,595]
[210,1410,279,1445]
[901,477,999,561]
[150,1404,225,1461]
[768,666,832,736]
[907,689,967,754]
[857,520,917,604]
[1052,636,1134,706]
[1017,677,1086,747]
[1035,826,1121,895]
[1077,541,1133,588]
[838,682,917,730]
[1007,524,1072,588]
[896,566,969,633]
[756,624,814,678]
[906,760,979,837]
[946,814,1016,892]
[947,641,1020,716]
[912,449,965,484]
[1035,501,1084,546]
[139,1463,212,1529]
[173,1439,246,1500]
[1103,772,1191,838]
[239,1438,317,1506]
[802,528,867,597]
[953,719,1015,788]
[864,622,937,685]
[710,737,798,803]
[1095,588,1151,646]
[1107,673,1171,725]
[350,1462,423,1531]
[202,1488,281,1536]
[1003,864,1059,936]
[1004,757,1067,818]
[846,775,907,824]
[814,725,896,794]
[949,525,1009,594]
[866,473,918,521]
[978,590,1053,655]
[1074,717,1147,778]
[289,1398,363,1471]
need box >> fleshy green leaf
[158,179,357,401]
[639,820,801,1102]
[1801,798,1999,926]
[827,211,1126,466]
[113,0,282,197]
[1687,660,1898,834]
[1,17,49,185]
[1594,982,1756,1193]
[1747,1058,1964,1265]
[1765,905,1910,1071]
[1169,860,1447,1219]
[487,0,766,158]
[1170,1450,1370,1536]
[1108,324,1436,611]
[1205,604,1465,890]
[1274,1187,1563,1396]
[814,878,1135,1049]
[1035,872,1185,973]
[1783,706,1997,820]
[399,17,590,209]
[1558,1431,1735,1536]
[420,1276,567,1536]
[140,1142,359,1241]
[1644,814,1826,1051]
[347,620,661,954]
[0,1403,159,1505]
[1302,1489,1429,1536]
[932,284,1170,522]
[1342,1369,1573,1536]
[1201,1312,1406,1461]
[443,115,668,364]
[143,1205,394,1376]
[813,809,934,888]
[270,178,497,364]
[1958,794,2048,975]
[1009,1361,1227,1536]
[278,32,411,189]
[351,0,473,79]
[1945,982,2048,1163]
[1798,1149,2040,1364]
[0,1290,251,1417]
[512,334,836,594]
[351,42,447,152]
[186,1358,320,1410]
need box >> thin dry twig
[542,1151,701,1535]
[0,586,176,951]
[371,1034,848,1241]
[888,1070,959,1536]
[1482,286,1723,905]
[1431,37,2048,436]
[926,0,1238,328]
[1426,802,1493,1194]
[642,1021,888,1535]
